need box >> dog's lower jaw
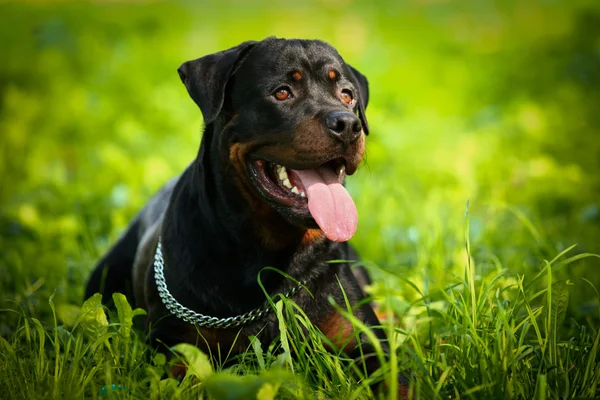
[225,142,323,251]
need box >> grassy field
[1,1,600,398]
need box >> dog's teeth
[300,192,306,198]
[282,178,292,189]
[291,186,299,194]
[278,167,288,181]
[336,164,346,181]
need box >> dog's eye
[340,90,353,104]
[274,87,292,101]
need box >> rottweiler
[85,37,409,398]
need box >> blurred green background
[1,0,599,336]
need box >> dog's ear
[347,65,370,135]
[178,41,256,124]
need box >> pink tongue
[293,166,358,242]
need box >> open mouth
[252,159,346,206]
[250,158,357,242]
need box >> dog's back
[85,177,178,306]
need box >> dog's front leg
[313,263,412,400]
[318,303,411,399]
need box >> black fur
[86,37,408,398]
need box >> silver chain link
[153,238,304,329]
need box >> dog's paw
[397,371,412,400]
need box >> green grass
[1,1,600,399]
[2,223,600,399]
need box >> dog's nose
[324,111,362,145]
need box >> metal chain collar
[153,238,304,329]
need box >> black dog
[86,37,409,398]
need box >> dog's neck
[159,129,331,317]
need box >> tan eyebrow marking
[292,71,302,81]
[328,69,336,80]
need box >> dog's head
[178,38,369,242]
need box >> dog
[85,37,409,398]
